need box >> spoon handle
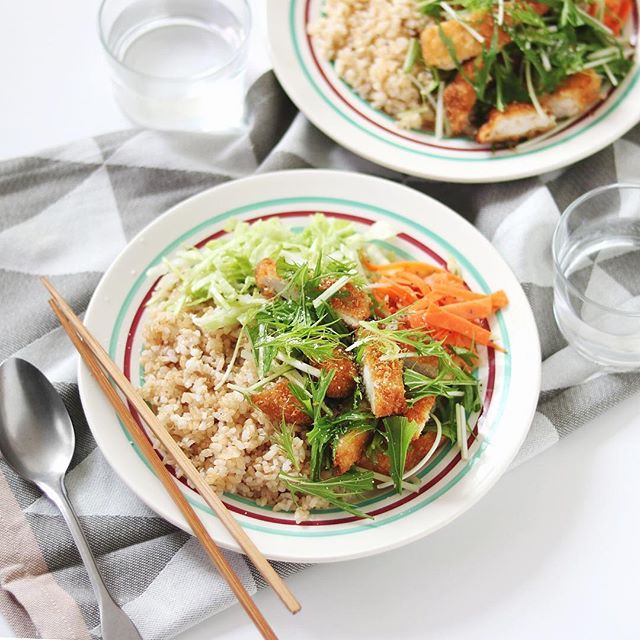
[41,478,143,640]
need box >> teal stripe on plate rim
[290,0,640,162]
[109,196,512,537]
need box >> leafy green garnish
[356,320,452,363]
[247,295,346,369]
[272,419,300,472]
[427,378,482,444]
[307,410,377,480]
[383,416,422,493]
[365,431,386,461]
[280,470,375,519]
[412,0,633,121]
[404,367,477,402]
[403,37,422,72]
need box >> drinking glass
[98,0,251,131]
[552,183,640,370]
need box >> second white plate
[268,0,640,183]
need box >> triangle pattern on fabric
[25,513,179,576]
[0,166,126,275]
[25,448,157,518]
[35,138,105,166]
[520,282,568,359]
[492,185,560,287]
[546,144,617,213]
[613,138,640,184]
[117,537,255,640]
[0,460,42,511]
[14,326,80,384]
[0,157,101,233]
[53,529,189,624]
[105,163,229,240]
[0,269,102,361]
[540,344,604,392]
[106,130,257,177]
[96,128,143,162]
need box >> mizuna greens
[148,214,507,518]
[311,0,634,144]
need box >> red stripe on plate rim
[121,210,496,526]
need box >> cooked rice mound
[140,304,329,522]
[309,0,432,130]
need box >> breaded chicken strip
[403,353,439,378]
[444,59,480,136]
[404,396,436,437]
[334,428,372,475]
[253,379,312,427]
[476,103,555,144]
[360,338,406,418]
[319,277,371,327]
[541,70,602,119]
[421,3,548,70]
[358,431,439,476]
[317,347,358,399]
[420,12,509,70]
[255,258,285,298]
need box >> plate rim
[78,169,542,562]
[267,0,640,183]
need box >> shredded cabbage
[149,214,393,327]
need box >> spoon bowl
[0,358,75,486]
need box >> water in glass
[553,185,640,370]
[101,0,250,131]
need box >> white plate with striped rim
[79,170,540,562]
[267,0,640,183]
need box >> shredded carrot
[490,290,509,311]
[409,293,441,311]
[372,283,417,309]
[424,272,465,288]
[363,258,444,276]
[443,297,493,320]
[424,304,496,347]
[394,271,432,296]
[431,284,485,302]
[406,311,427,329]
[367,255,509,355]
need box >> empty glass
[98,0,251,131]
[552,183,640,371]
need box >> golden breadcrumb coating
[318,347,358,399]
[360,340,407,418]
[476,102,555,144]
[319,277,371,327]
[334,429,372,475]
[253,379,312,427]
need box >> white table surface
[1,2,639,639]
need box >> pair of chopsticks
[42,278,300,640]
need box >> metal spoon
[0,358,142,640]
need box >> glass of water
[552,183,640,371]
[98,0,251,131]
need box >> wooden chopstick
[49,300,278,640]
[41,279,301,616]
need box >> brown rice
[308,0,434,130]
[140,302,329,522]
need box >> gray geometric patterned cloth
[1,70,639,639]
